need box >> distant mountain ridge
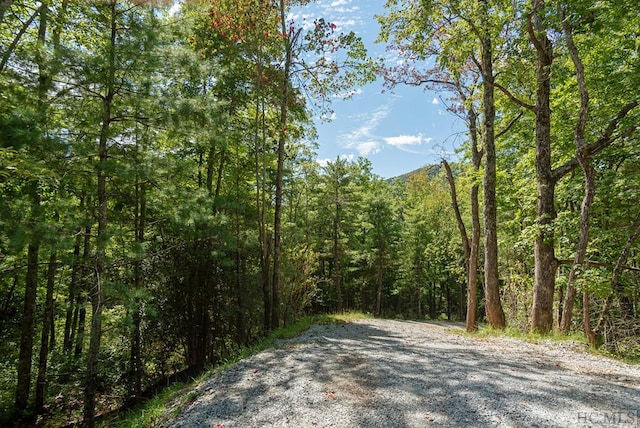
[388,164,442,183]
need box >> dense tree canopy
[1,0,639,425]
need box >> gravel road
[163,319,640,427]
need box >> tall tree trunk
[35,251,57,413]
[75,224,91,358]
[558,7,593,334]
[525,2,637,334]
[15,3,50,409]
[333,192,343,313]
[480,16,505,328]
[375,241,385,317]
[415,253,422,319]
[468,107,483,331]
[64,232,82,352]
[83,2,116,425]
[272,0,294,329]
[1,263,19,334]
[83,116,108,427]
[443,142,481,332]
[15,239,39,410]
[253,60,271,332]
[129,159,146,401]
[529,1,557,333]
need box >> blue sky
[294,0,467,179]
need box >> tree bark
[528,1,557,333]
[333,199,343,313]
[129,160,146,401]
[15,2,49,408]
[272,0,294,329]
[555,6,638,336]
[253,83,271,332]
[83,2,117,425]
[75,224,91,358]
[468,108,482,332]
[375,236,385,317]
[480,13,505,328]
[15,240,39,410]
[64,233,82,352]
[558,6,593,334]
[35,251,57,413]
[442,105,482,331]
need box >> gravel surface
[163,319,640,427]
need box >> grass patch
[320,311,373,324]
[97,382,187,428]
[598,346,640,365]
[456,324,640,365]
[98,312,367,427]
[455,324,586,344]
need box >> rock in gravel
[161,319,640,427]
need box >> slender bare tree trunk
[64,233,82,352]
[253,58,272,332]
[35,251,57,413]
[75,224,91,358]
[272,0,295,329]
[129,160,145,401]
[333,199,343,313]
[479,7,505,328]
[375,238,385,317]
[83,2,117,425]
[16,239,39,410]
[442,105,482,331]
[15,4,50,410]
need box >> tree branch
[493,81,535,111]
[556,258,640,274]
[0,4,42,73]
[442,159,470,260]
[496,111,524,139]
[553,100,639,181]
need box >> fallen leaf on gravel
[215,424,224,428]
[325,390,337,399]
[253,369,259,374]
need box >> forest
[0,0,639,426]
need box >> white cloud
[432,97,440,105]
[337,103,433,157]
[334,7,360,13]
[384,135,424,147]
[339,104,391,150]
[330,0,349,6]
[356,141,381,155]
[332,18,357,29]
